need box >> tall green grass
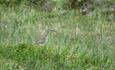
[0,6,114,70]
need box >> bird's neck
[43,30,50,37]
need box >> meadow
[0,4,115,70]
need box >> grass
[0,5,114,70]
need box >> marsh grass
[0,6,114,70]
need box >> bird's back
[36,30,49,46]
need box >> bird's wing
[37,38,46,44]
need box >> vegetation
[0,0,114,70]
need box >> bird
[36,28,56,46]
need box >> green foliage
[0,43,113,70]
[0,0,56,12]
[0,4,114,70]
[57,0,114,10]
[0,0,21,6]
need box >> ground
[0,5,114,70]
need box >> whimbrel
[36,28,56,46]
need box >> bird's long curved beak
[48,29,57,33]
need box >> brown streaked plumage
[36,29,56,46]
